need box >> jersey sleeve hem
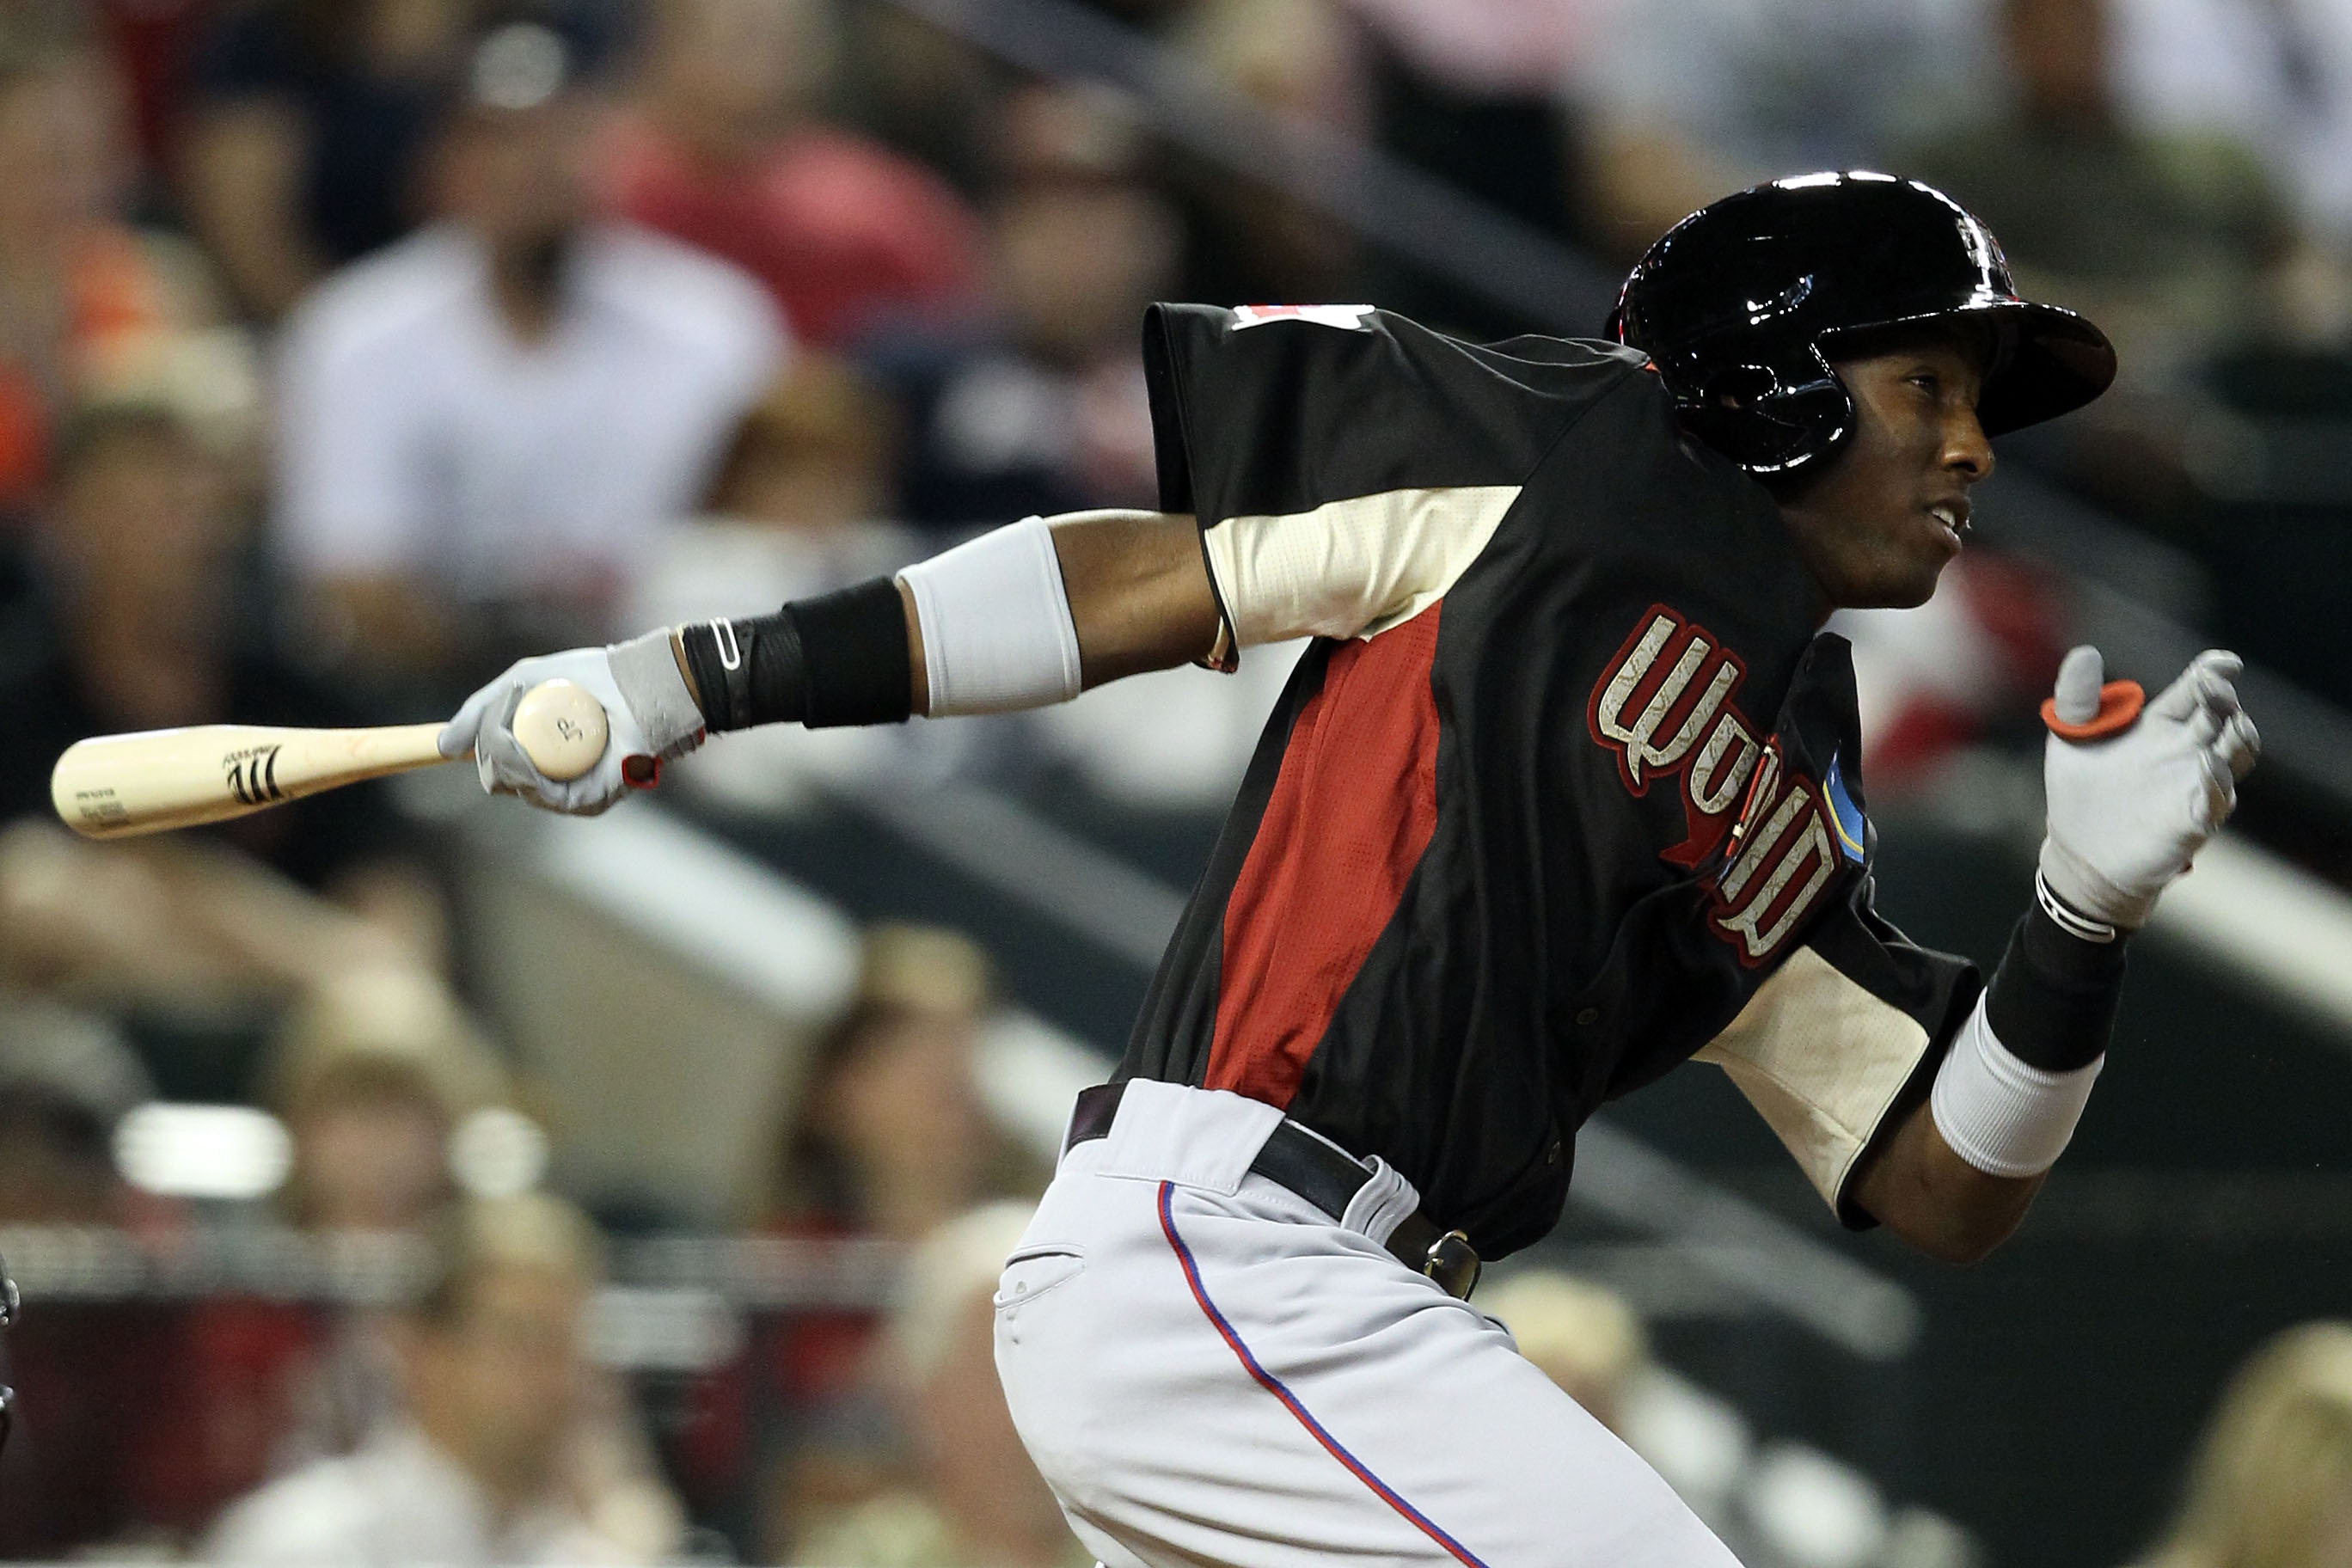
[1141,302,1199,518]
[1694,946,1968,1227]
[1145,304,1240,670]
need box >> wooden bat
[50,680,611,840]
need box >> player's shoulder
[1149,301,1649,405]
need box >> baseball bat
[49,679,610,840]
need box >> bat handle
[510,680,612,782]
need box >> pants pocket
[995,1243,1086,1313]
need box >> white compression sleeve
[897,515,1084,716]
[1928,992,2104,1179]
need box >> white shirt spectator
[275,222,787,603]
[205,1424,653,1565]
[1573,0,1993,173]
[2108,0,2352,239]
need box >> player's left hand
[2040,645,2259,929]
[437,629,706,816]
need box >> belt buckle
[1421,1228,1481,1300]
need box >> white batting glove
[436,629,707,816]
[2039,645,2259,929]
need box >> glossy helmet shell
[1610,172,2117,475]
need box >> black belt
[1063,1082,1481,1300]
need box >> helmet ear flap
[1675,346,1853,475]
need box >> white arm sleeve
[1929,993,2103,1179]
[899,516,1083,716]
[1200,486,1522,649]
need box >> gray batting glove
[437,628,707,816]
[2040,645,2259,929]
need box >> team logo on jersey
[1588,604,1849,965]
[1822,755,1867,861]
[1229,303,1375,332]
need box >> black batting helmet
[1610,171,2116,475]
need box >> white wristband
[1929,993,2104,1179]
[897,516,1084,716]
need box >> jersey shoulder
[1143,303,1645,524]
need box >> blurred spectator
[0,403,437,1008]
[2131,1320,2352,1568]
[1570,0,1974,261]
[1903,0,2305,382]
[0,26,224,514]
[867,83,1173,529]
[273,17,787,683]
[158,971,530,1535]
[766,925,1039,1245]
[0,996,153,1228]
[825,1,1001,198]
[0,1000,181,1557]
[2107,0,2352,250]
[92,0,224,186]
[1167,0,1363,309]
[0,818,422,1018]
[705,352,904,538]
[785,1200,1084,1568]
[266,965,507,1236]
[601,0,986,351]
[1479,1270,1651,1439]
[206,1193,681,1564]
[0,394,439,963]
[749,928,1045,1555]
[181,0,478,323]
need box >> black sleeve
[1141,303,1638,528]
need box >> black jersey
[1120,303,1981,1259]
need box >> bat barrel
[51,722,450,839]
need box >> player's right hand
[438,630,706,816]
[2040,645,2258,930]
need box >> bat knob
[511,679,610,782]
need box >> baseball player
[443,174,2258,1565]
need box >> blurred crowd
[0,0,2349,1561]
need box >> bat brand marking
[222,745,286,806]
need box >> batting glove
[2040,645,2259,930]
[437,629,707,816]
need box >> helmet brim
[1820,297,2116,438]
[1973,298,2117,437]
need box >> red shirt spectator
[602,113,983,351]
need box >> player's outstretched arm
[438,510,1222,814]
[1850,645,2258,1263]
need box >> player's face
[1776,331,1994,614]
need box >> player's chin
[1837,554,1948,611]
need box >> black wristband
[677,579,912,732]
[1983,900,2130,1074]
[680,614,800,732]
[788,578,913,728]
